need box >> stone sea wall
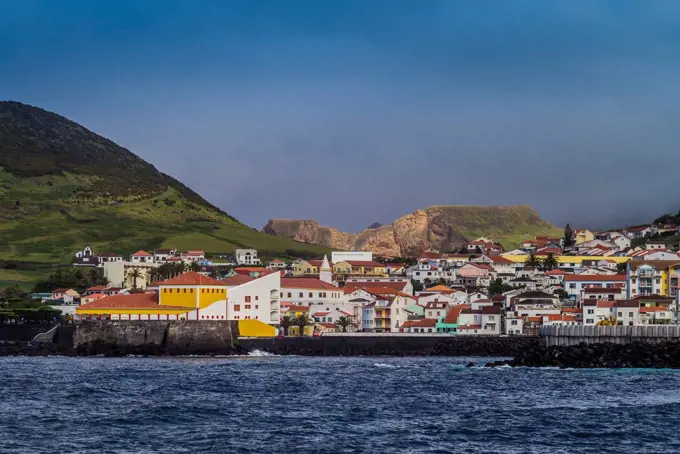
[238,335,539,356]
[70,321,239,356]
[540,325,680,347]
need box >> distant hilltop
[264,205,561,257]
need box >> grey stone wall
[541,325,680,347]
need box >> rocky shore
[487,341,680,368]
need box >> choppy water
[1,355,680,453]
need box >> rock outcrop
[487,341,680,368]
[263,205,559,257]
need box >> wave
[247,349,278,357]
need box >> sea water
[1,356,679,453]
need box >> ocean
[1,354,679,453]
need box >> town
[5,223,680,337]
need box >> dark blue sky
[2,0,680,231]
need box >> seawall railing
[540,325,680,347]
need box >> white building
[235,249,260,265]
[130,250,153,264]
[153,249,176,263]
[505,316,524,335]
[582,299,615,325]
[221,272,280,324]
[332,251,372,263]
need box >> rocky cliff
[263,205,560,257]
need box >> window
[287,293,291,298]
[163,289,167,293]
[586,318,594,324]
[299,292,303,298]
[309,292,313,298]
[183,288,187,293]
[245,305,251,310]
[569,284,576,289]
[190,289,194,293]
[511,320,518,325]
[488,316,495,320]
[245,296,251,303]
[618,312,622,317]
[255,296,259,301]
[587,309,594,314]
[629,312,634,317]
[234,305,240,311]
[255,305,258,309]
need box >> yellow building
[77,272,227,320]
[333,260,388,281]
[574,229,595,244]
[293,259,323,277]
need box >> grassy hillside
[425,205,562,250]
[0,101,330,264]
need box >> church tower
[319,255,333,284]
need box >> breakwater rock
[239,336,538,356]
[487,341,680,368]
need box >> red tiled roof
[281,278,339,291]
[84,293,106,299]
[187,250,205,255]
[563,274,626,282]
[597,301,616,308]
[156,272,225,286]
[78,293,192,310]
[285,305,310,313]
[640,307,669,313]
[342,260,385,267]
[545,314,577,322]
[222,275,256,286]
[443,305,469,324]
[343,282,407,294]
[526,316,542,323]
[488,256,513,264]
[87,285,106,291]
[405,318,437,328]
[131,250,152,257]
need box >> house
[542,314,579,327]
[153,249,176,263]
[624,225,654,239]
[581,286,625,301]
[312,309,354,327]
[505,316,525,335]
[456,305,501,335]
[223,272,280,324]
[333,260,388,281]
[401,318,437,333]
[267,260,287,270]
[615,301,640,326]
[626,260,680,299]
[563,274,626,301]
[73,245,101,267]
[235,249,260,265]
[582,299,616,325]
[81,293,106,305]
[186,250,205,262]
[407,264,441,284]
[423,300,450,319]
[511,290,559,306]
[293,259,322,277]
[130,250,153,264]
[574,229,595,245]
[234,267,272,278]
[51,288,80,304]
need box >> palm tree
[280,315,293,336]
[126,268,143,290]
[171,262,186,277]
[294,313,311,336]
[334,315,354,333]
[157,263,173,280]
[188,262,200,272]
[542,253,559,271]
[86,268,101,286]
[524,252,540,269]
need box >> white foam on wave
[373,362,399,368]
[247,349,278,357]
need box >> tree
[542,253,559,271]
[294,313,312,336]
[1,285,28,304]
[616,262,627,274]
[563,224,576,249]
[334,315,354,333]
[188,262,200,272]
[553,288,569,300]
[488,278,512,296]
[126,268,143,290]
[280,316,293,336]
[524,252,540,269]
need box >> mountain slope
[264,205,561,257]
[0,101,330,263]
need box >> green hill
[0,101,330,264]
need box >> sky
[2,0,680,232]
